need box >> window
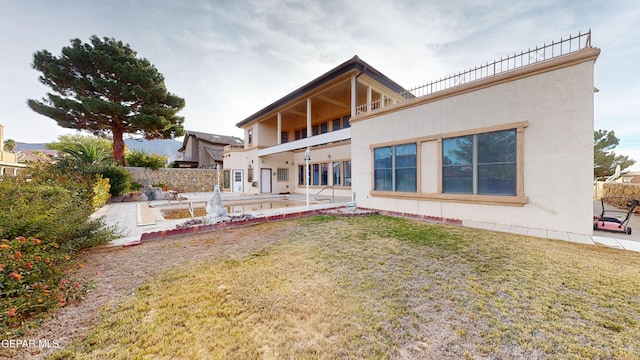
[333,162,341,186]
[247,167,254,182]
[320,122,328,134]
[248,129,253,145]
[374,143,417,192]
[295,128,307,139]
[298,165,305,185]
[312,164,320,185]
[320,163,328,185]
[343,115,351,129]
[332,118,341,131]
[343,161,352,187]
[281,131,288,144]
[223,170,230,189]
[312,125,319,136]
[277,168,288,181]
[442,129,516,195]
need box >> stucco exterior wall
[351,50,598,235]
[222,143,352,197]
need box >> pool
[160,198,312,220]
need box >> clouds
[0,0,638,170]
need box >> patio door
[232,170,243,192]
[261,168,272,193]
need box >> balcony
[258,127,351,157]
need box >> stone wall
[126,167,219,193]
[600,182,640,213]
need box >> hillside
[14,139,183,161]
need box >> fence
[357,30,592,114]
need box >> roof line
[235,55,407,128]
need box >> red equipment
[593,197,639,235]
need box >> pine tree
[593,130,636,179]
[28,36,185,165]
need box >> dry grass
[48,215,640,359]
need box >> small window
[248,129,253,145]
[302,128,307,139]
[223,170,230,189]
[332,118,341,131]
[295,130,301,140]
[277,168,288,181]
[343,115,351,129]
[298,165,305,185]
[312,125,319,136]
[281,131,288,144]
[320,122,328,134]
[247,167,254,182]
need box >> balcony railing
[356,30,592,114]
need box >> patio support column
[306,98,312,137]
[351,75,357,117]
[277,112,282,145]
[380,94,385,108]
[367,86,372,112]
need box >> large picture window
[374,143,417,192]
[442,129,516,195]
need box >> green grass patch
[49,215,640,359]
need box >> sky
[1,0,639,170]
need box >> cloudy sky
[1,0,638,170]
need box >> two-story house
[224,31,600,237]
[222,55,407,195]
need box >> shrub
[0,236,89,336]
[125,150,167,170]
[92,177,111,210]
[0,163,118,336]
[94,164,131,196]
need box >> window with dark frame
[332,118,341,131]
[442,129,516,195]
[373,143,417,192]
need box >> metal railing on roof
[356,30,592,114]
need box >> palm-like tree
[59,142,112,164]
[3,139,16,152]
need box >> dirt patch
[4,223,290,360]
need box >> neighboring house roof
[203,147,224,162]
[236,55,410,128]
[16,149,57,163]
[178,130,243,152]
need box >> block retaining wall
[126,167,219,193]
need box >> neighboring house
[177,130,243,169]
[16,149,57,164]
[0,124,26,176]
[620,172,640,184]
[224,31,600,237]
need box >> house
[222,55,407,194]
[16,149,57,164]
[223,31,600,237]
[177,130,243,169]
[0,124,26,176]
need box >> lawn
[49,215,640,359]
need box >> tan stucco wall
[351,49,598,235]
[222,143,352,197]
